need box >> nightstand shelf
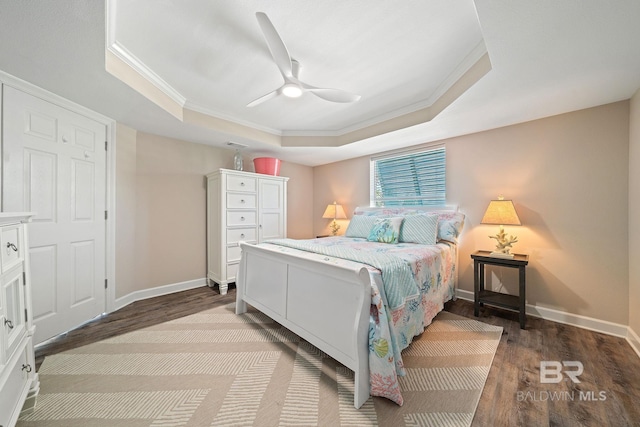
[477,290,519,309]
[471,250,529,329]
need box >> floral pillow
[436,211,465,243]
[367,217,404,244]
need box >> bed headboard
[353,205,459,215]
[352,205,464,245]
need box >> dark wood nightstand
[471,250,529,329]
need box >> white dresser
[0,213,38,427]
[207,169,289,295]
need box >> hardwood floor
[35,286,640,427]
[448,299,640,427]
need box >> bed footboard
[236,242,372,409]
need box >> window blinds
[371,146,446,207]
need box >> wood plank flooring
[34,286,640,427]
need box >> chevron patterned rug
[18,303,502,427]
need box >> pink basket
[253,157,281,176]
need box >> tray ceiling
[106,0,488,146]
[1,1,640,165]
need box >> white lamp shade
[322,202,347,219]
[481,199,521,225]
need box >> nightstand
[471,250,529,329]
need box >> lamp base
[489,251,515,259]
[330,220,340,236]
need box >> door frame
[0,70,117,314]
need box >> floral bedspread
[262,236,457,406]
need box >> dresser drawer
[226,263,239,281]
[227,193,256,209]
[227,211,256,227]
[0,345,30,427]
[227,245,242,263]
[1,224,24,274]
[227,228,256,244]
[227,175,256,192]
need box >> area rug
[18,303,502,427]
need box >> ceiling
[1,1,640,166]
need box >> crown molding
[106,41,186,108]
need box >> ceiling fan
[247,12,361,107]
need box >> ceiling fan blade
[255,12,293,78]
[300,82,361,103]
[247,89,279,107]
[251,13,359,106]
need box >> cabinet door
[2,266,26,363]
[258,179,285,241]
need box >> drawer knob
[6,242,18,252]
[240,182,245,186]
[4,319,13,329]
[240,199,245,203]
[240,216,245,221]
[240,233,245,238]
[22,364,32,373]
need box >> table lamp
[481,196,521,258]
[322,202,347,236]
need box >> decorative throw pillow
[345,215,379,238]
[436,212,466,243]
[399,213,439,245]
[367,217,404,244]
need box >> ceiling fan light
[282,84,303,98]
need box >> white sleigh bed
[235,206,464,408]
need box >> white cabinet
[0,213,39,427]
[207,169,288,295]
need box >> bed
[235,206,465,408]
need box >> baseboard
[455,289,629,338]
[628,327,640,359]
[114,278,208,311]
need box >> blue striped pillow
[399,213,439,245]
[345,215,379,238]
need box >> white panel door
[2,85,106,344]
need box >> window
[371,145,446,207]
